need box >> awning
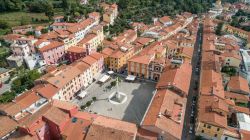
[99,75,110,83]
[78,91,87,98]
[126,75,136,81]
[107,71,114,75]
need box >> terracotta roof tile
[38,41,64,52]
[227,76,250,94]
[136,128,158,140]
[197,95,228,128]
[89,52,104,60]
[142,89,186,140]
[81,55,97,65]
[85,116,137,140]
[67,46,86,53]
[37,84,59,99]
[156,62,192,95]
[0,116,18,138]
[43,106,70,125]
[200,70,225,99]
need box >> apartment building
[81,52,104,79]
[223,24,250,40]
[37,41,65,65]
[101,29,138,72]
[227,76,250,95]
[0,98,140,140]
[66,46,86,63]
[128,42,166,79]
[109,47,134,72]
[12,25,33,35]
[100,3,118,25]
[0,84,58,121]
[77,25,104,53]
[141,62,192,140]
[195,18,250,140]
[36,52,103,101]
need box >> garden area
[0,68,41,103]
[221,66,237,76]
[235,102,248,108]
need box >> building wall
[41,45,65,65]
[13,27,33,34]
[196,122,224,140]
[11,44,31,57]
[128,61,149,79]
[109,50,134,72]
[224,57,241,68]
[67,52,86,63]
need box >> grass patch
[0,12,49,27]
[236,102,248,107]
[0,46,10,55]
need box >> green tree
[62,0,69,10]
[41,28,48,34]
[45,6,55,21]
[0,91,16,103]
[216,22,224,36]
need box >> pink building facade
[38,41,65,65]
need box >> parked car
[189,126,193,134]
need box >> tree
[45,6,54,21]
[62,0,69,10]
[92,97,97,101]
[230,17,240,27]
[41,28,48,34]
[216,22,224,36]
[0,91,16,103]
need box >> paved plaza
[73,74,156,124]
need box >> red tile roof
[39,41,64,52]
[37,84,59,99]
[142,89,186,140]
[156,62,192,95]
[81,55,97,65]
[129,55,153,65]
[225,91,249,102]
[136,128,158,140]
[197,95,228,128]
[0,116,18,138]
[67,46,86,53]
[89,52,104,60]
[200,70,225,99]
[61,118,91,140]
[85,116,137,140]
[52,99,78,111]
[227,76,250,94]
[43,106,70,126]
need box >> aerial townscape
[0,0,250,140]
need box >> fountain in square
[108,77,127,104]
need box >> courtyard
[72,74,156,124]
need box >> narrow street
[181,21,203,140]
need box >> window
[224,137,228,140]
[203,124,206,127]
[217,128,220,131]
[214,134,217,137]
[201,130,204,133]
[207,125,211,129]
